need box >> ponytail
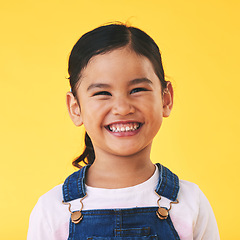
[72,132,95,168]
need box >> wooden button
[156,207,168,220]
[71,211,83,224]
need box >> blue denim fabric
[63,164,180,240]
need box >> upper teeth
[109,123,140,132]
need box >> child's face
[67,47,173,158]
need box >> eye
[93,91,112,96]
[130,88,148,94]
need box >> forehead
[79,47,160,87]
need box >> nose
[112,97,135,116]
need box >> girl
[27,23,220,240]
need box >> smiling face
[67,47,173,160]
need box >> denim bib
[62,163,180,240]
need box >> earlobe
[66,92,83,126]
[162,82,174,118]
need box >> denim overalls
[62,163,180,240]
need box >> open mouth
[106,122,142,133]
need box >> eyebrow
[87,78,153,91]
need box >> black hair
[68,23,167,168]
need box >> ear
[162,82,174,117]
[66,92,83,126]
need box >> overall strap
[62,163,179,202]
[155,163,179,201]
[62,165,90,202]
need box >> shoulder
[179,180,201,200]
[31,184,70,224]
[31,184,65,217]
[172,180,202,222]
[37,184,63,206]
[178,180,215,212]
[178,180,212,218]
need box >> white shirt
[27,166,220,240]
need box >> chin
[110,148,144,157]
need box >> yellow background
[0,0,239,239]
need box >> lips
[106,122,142,133]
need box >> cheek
[140,97,163,119]
[81,101,109,128]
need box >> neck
[85,145,155,189]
